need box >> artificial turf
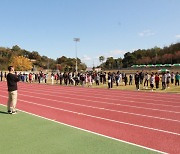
[0,105,158,154]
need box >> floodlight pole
[47,58,49,70]
[74,38,80,73]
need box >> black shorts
[150,84,154,88]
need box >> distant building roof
[86,67,93,71]
[30,59,36,62]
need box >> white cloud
[82,50,127,67]
[110,50,126,56]
[138,29,155,37]
[81,55,91,61]
[94,56,100,59]
[175,34,180,38]
[104,50,126,58]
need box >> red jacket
[155,75,159,82]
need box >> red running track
[0,82,180,153]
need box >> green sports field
[0,105,158,154]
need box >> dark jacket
[7,73,20,91]
[135,74,140,84]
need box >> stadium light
[73,38,80,73]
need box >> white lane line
[17,93,180,114]
[17,86,180,105]
[1,90,180,117]
[0,95,179,136]
[0,103,166,154]
[17,88,180,108]
[2,86,177,109]
[18,83,180,102]
[1,83,180,104]
[16,93,180,122]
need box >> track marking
[2,82,180,104]
[1,90,179,115]
[16,86,180,105]
[17,93,180,114]
[0,103,166,154]
[16,88,180,108]
[17,83,180,102]
[0,95,179,136]
[16,93,180,122]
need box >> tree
[12,45,21,51]
[174,51,180,63]
[57,56,67,64]
[78,63,87,71]
[56,56,87,71]
[29,51,41,61]
[99,56,105,69]
[116,58,123,69]
[10,56,32,71]
[106,57,115,69]
[99,56,105,63]
[161,54,173,64]
[122,52,136,67]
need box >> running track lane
[1,82,180,153]
[1,91,179,134]
[16,87,180,111]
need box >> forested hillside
[1,43,180,71]
[100,43,180,69]
[0,45,87,71]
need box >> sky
[0,0,180,67]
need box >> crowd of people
[0,70,180,91]
[134,71,180,91]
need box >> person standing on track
[6,66,20,114]
[4,72,7,81]
[144,72,149,89]
[129,74,133,85]
[155,72,160,89]
[135,71,140,90]
[175,72,180,86]
[166,71,171,88]
[161,72,167,90]
[149,73,155,91]
[29,73,32,83]
[0,71,3,81]
[139,70,144,84]
[124,74,128,86]
[171,72,175,84]
[108,72,112,89]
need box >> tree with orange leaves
[10,56,32,71]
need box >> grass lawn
[0,105,158,154]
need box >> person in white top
[161,72,167,90]
[144,72,149,89]
[171,72,175,84]
[149,73,155,91]
[51,73,54,85]
[166,71,171,88]
[87,74,92,87]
